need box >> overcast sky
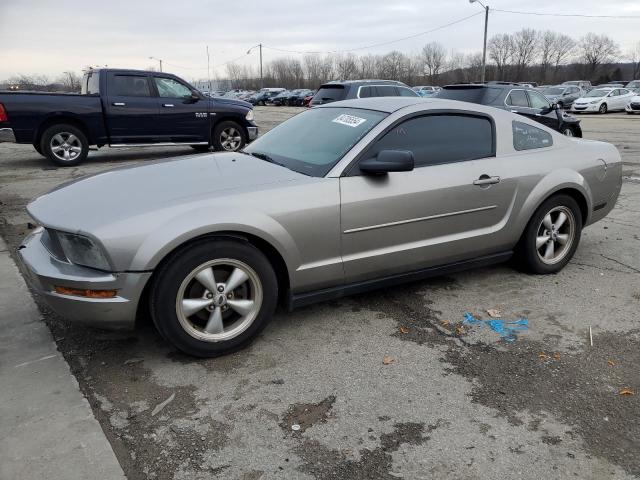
[0,0,638,81]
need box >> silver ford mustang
[18,97,622,357]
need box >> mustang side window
[363,114,494,168]
[513,121,553,151]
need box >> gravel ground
[1,107,639,480]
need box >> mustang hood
[28,152,308,233]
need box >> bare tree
[512,29,539,80]
[318,55,334,83]
[488,33,513,80]
[334,53,358,80]
[358,54,377,79]
[538,31,556,83]
[628,41,640,80]
[465,52,484,82]
[303,54,323,87]
[550,34,576,81]
[226,63,247,89]
[421,42,446,83]
[57,71,81,92]
[578,33,620,77]
[7,74,49,91]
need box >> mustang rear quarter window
[513,121,553,151]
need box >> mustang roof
[316,97,493,114]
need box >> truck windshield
[243,107,387,177]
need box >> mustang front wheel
[150,239,278,357]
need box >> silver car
[18,97,622,357]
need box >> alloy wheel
[562,127,574,137]
[176,258,263,342]
[50,132,82,163]
[220,127,242,151]
[535,206,576,265]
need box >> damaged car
[18,97,622,357]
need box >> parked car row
[436,83,583,137]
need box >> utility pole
[247,44,264,88]
[469,0,489,83]
[149,56,163,72]
[259,43,263,88]
[206,45,211,91]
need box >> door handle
[112,102,126,106]
[162,103,175,108]
[473,175,500,186]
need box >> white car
[625,93,640,114]
[571,87,635,114]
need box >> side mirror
[189,91,200,102]
[360,150,414,174]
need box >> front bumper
[572,103,600,112]
[247,126,258,141]
[17,229,151,329]
[625,104,640,113]
[0,127,16,143]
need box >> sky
[0,0,639,82]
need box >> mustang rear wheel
[516,194,582,274]
[150,239,278,357]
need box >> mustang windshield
[243,107,387,176]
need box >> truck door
[152,75,211,143]
[104,72,161,144]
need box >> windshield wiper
[246,151,274,162]
[245,151,287,168]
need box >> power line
[492,8,640,19]
[262,11,483,55]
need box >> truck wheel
[150,239,278,357]
[40,124,88,166]
[33,143,43,156]
[515,194,582,274]
[212,121,246,152]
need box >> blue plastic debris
[462,312,528,342]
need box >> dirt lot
[1,107,639,480]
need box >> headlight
[245,109,254,122]
[55,231,111,270]
[589,100,601,104]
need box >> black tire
[599,103,608,114]
[40,124,89,166]
[212,121,246,152]
[150,239,278,357]
[561,125,581,137]
[190,144,210,152]
[33,143,43,156]
[515,194,583,274]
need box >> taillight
[0,103,7,122]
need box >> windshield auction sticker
[332,114,367,128]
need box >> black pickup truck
[0,68,258,166]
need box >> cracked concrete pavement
[0,107,638,479]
